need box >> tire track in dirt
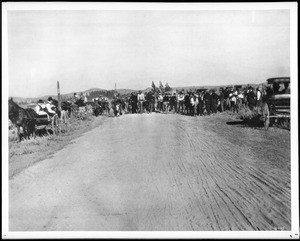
[9,113,290,231]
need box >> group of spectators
[107,85,268,117]
[35,85,282,119]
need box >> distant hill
[9,83,263,104]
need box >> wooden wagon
[35,114,60,134]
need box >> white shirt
[190,97,195,106]
[257,90,262,100]
[45,101,56,114]
[35,104,48,116]
[178,94,184,101]
[138,93,145,101]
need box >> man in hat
[203,89,212,115]
[247,86,256,110]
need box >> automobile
[261,77,290,130]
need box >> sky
[6,9,290,98]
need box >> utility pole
[57,81,61,111]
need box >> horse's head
[9,98,17,115]
[9,98,23,123]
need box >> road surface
[9,113,291,231]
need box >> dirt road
[9,113,291,231]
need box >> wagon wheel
[262,103,270,130]
[51,114,60,135]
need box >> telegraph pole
[57,81,61,111]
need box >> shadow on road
[226,120,264,128]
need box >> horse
[9,98,37,141]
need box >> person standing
[236,89,244,111]
[162,92,170,113]
[157,92,163,112]
[192,92,199,116]
[229,88,238,113]
[170,93,177,112]
[256,86,263,108]
[203,89,212,116]
[130,92,138,114]
[73,93,79,103]
[247,86,256,110]
[211,89,219,114]
[177,91,185,114]
[147,91,155,113]
[184,92,191,115]
[197,90,205,116]
[83,93,88,103]
[224,87,231,110]
[219,88,225,112]
[137,90,145,113]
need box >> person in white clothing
[256,86,263,107]
[177,91,185,114]
[137,90,145,113]
[35,99,49,118]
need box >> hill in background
[10,83,262,105]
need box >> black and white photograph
[2,2,299,239]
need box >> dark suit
[204,92,212,115]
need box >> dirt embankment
[9,112,290,231]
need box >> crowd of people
[106,85,269,117]
[34,82,289,119]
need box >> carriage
[261,77,290,130]
[35,114,60,134]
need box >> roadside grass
[237,105,261,121]
[237,105,263,127]
[8,113,107,179]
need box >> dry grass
[237,105,261,121]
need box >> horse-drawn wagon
[261,77,290,130]
[35,114,60,134]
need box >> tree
[159,81,165,93]
[151,81,157,92]
[165,83,172,92]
